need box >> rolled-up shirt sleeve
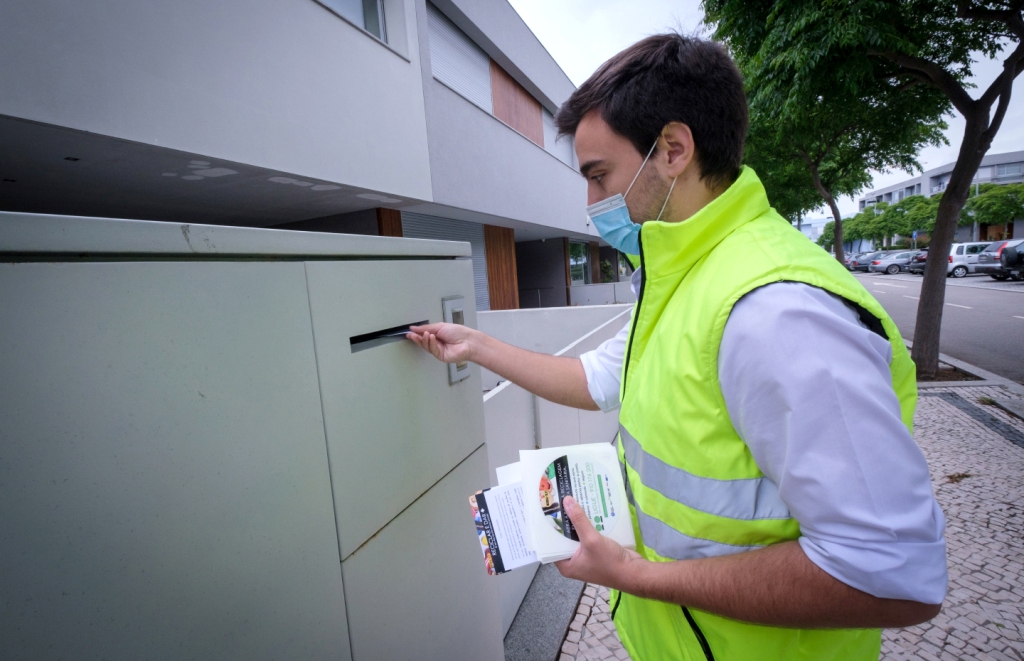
[718,282,948,604]
[580,316,631,412]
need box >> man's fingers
[409,323,446,335]
[563,496,601,544]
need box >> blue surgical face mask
[586,140,678,255]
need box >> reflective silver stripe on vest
[633,501,761,560]
[620,424,791,520]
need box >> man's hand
[406,323,478,364]
[406,323,600,411]
[554,496,644,590]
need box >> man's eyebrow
[579,159,604,178]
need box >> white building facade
[857,151,1024,242]
[0,0,628,312]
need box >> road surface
[853,272,1024,384]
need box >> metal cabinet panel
[305,259,486,558]
[0,261,350,661]
[341,446,504,661]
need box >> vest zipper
[681,607,716,661]
[621,232,646,396]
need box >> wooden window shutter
[589,241,601,284]
[375,208,403,237]
[483,225,519,310]
[489,61,544,147]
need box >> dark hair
[556,34,747,189]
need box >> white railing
[479,304,632,634]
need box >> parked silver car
[869,251,917,274]
[946,241,991,277]
[976,239,1023,280]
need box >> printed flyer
[469,482,537,575]
[468,443,634,574]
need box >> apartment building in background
[0,0,633,311]
[858,150,1024,242]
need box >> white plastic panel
[427,2,493,113]
[342,446,504,661]
[304,259,486,558]
[0,261,350,660]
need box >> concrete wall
[568,282,637,307]
[477,304,631,389]
[480,305,630,635]
[0,0,434,201]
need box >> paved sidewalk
[559,384,1024,661]
[558,584,628,661]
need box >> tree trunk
[806,162,845,263]
[912,114,990,378]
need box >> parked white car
[947,241,991,277]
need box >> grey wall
[516,239,568,308]
[0,0,433,202]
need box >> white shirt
[580,270,947,604]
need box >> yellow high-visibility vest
[612,166,916,661]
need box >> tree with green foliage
[963,182,1024,229]
[701,0,1024,378]
[744,122,829,226]
[711,3,947,266]
[817,221,835,250]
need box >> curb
[904,338,1024,396]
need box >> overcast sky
[507,0,1024,218]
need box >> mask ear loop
[624,139,659,200]
[656,176,678,221]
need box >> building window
[997,163,1022,177]
[568,242,591,285]
[319,0,386,40]
[427,3,493,112]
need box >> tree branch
[957,1,1024,41]
[979,39,1024,109]
[869,49,975,115]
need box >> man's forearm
[618,541,940,629]
[471,332,599,411]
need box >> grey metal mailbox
[0,212,503,661]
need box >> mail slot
[0,212,503,661]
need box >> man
[408,34,946,661]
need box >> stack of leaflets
[468,443,635,575]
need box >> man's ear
[657,122,697,179]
